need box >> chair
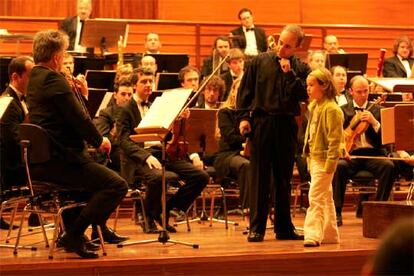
[347,170,378,216]
[112,187,147,231]
[13,123,106,259]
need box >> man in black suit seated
[59,0,93,53]
[27,30,128,258]
[0,56,33,230]
[195,75,225,109]
[383,35,413,78]
[333,76,395,226]
[117,67,209,233]
[201,36,231,79]
[230,8,267,57]
[94,80,133,172]
[330,65,353,106]
[220,48,245,102]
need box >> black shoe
[247,232,264,242]
[59,232,99,259]
[336,214,343,227]
[276,231,304,240]
[141,219,159,234]
[0,217,19,230]
[156,213,177,233]
[57,234,100,251]
[91,226,129,244]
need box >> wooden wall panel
[1,17,413,76]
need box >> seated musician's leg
[229,155,250,209]
[366,159,395,201]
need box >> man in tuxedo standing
[383,36,413,78]
[0,56,33,229]
[230,8,267,57]
[59,0,92,53]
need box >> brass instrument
[117,35,124,69]
[267,35,276,51]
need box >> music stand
[80,19,129,54]
[145,53,189,73]
[381,104,414,151]
[117,89,198,248]
[85,70,116,91]
[73,56,105,76]
[326,53,368,87]
[155,73,180,91]
[86,88,110,118]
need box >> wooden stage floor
[0,211,380,275]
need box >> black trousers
[125,156,209,220]
[332,149,395,212]
[249,114,297,235]
[228,155,250,209]
[31,159,128,234]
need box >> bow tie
[246,28,255,32]
[232,75,238,80]
[354,107,364,111]
[20,95,26,102]
[401,57,409,61]
[140,101,149,107]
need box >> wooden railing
[1,16,413,76]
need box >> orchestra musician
[195,75,225,109]
[144,32,162,54]
[27,30,128,258]
[332,75,395,227]
[220,48,245,102]
[383,35,413,78]
[330,65,353,106]
[237,24,310,242]
[307,50,325,71]
[117,67,209,234]
[230,8,267,56]
[0,56,33,230]
[201,36,230,79]
[59,0,93,53]
[323,35,345,55]
[214,78,250,209]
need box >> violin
[165,53,230,161]
[344,95,386,153]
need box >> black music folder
[145,53,189,73]
[85,70,116,91]
[87,88,111,118]
[155,72,180,91]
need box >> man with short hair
[196,75,225,109]
[201,36,231,79]
[144,32,162,54]
[238,24,310,242]
[230,8,267,56]
[307,50,325,71]
[178,65,200,91]
[323,35,345,54]
[0,56,33,229]
[59,0,93,53]
[333,75,395,226]
[94,79,133,172]
[27,30,128,258]
[220,48,245,101]
[118,68,209,233]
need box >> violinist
[0,56,33,230]
[332,76,395,227]
[117,67,209,234]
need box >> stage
[0,211,380,275]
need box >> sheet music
[368,78,414,92]
[137,88,192,133]
[0,96,13,119]
[95,92,114,117]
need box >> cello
[166,54,230,161]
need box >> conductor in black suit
[332,76,394,226]
[383,36,414,78]
[27,30,128,258]
[237,24,310,242]
[117,68,209,233]
[230,8,267,56]
[59,0,92,53]
[0,56,33,229]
